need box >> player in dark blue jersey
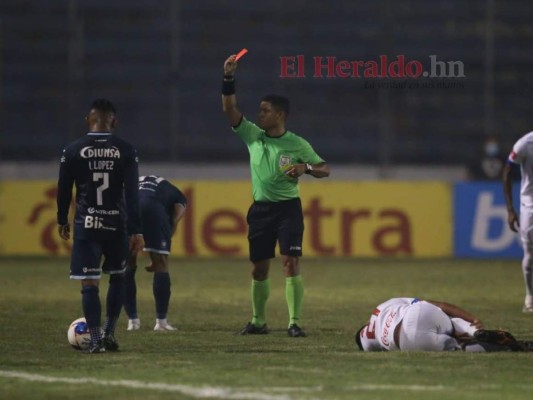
[124,175,187,331]
[57,98,144,353]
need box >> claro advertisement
[0,181,452,257]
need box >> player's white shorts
[398,301,460,351]
[519,206,533,248]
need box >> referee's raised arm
[221,55,243,127]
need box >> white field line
[348,384,449,391]
[0,370,295,400]
[6,370,527,397]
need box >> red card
[235,48,248,61]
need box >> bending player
[355,297,532,352]
[124,175,187,331]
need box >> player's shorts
[70,234,128,280]
[519,206,533,248]
[141,199,172,254]
[398,301,460,351]
[246,197,304,262]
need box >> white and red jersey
[358,297,420,351]
[509,131,533,208]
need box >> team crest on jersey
[279,155,292,168]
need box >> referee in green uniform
[221,54,330,337]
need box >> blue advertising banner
[454,182,521,258]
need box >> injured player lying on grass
[355,297,533,352]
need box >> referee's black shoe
[288,324,307,337]
[239,322,269,335]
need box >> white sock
[451,318,478,337]
[156,318,168,325]
[521,252,533,296]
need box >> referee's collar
[265,130,288,139]
[87,132,113,136]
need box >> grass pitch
[1,257,533,400]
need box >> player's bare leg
[282,255,306,337]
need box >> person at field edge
[221,54,330,337]
[355,297,532,352]
[467,136,505,181]
[123,175,187,331]
[503,131,533,313]
[57,98,144,353]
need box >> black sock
[123,265,138,319]
[104,274,124,336]
[81,285,101,345]
[153,272,171,319]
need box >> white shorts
[520,207,533,248]
[399,301,460,351]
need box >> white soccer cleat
[127,318,141,331]
[154,319,177,331]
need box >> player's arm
[221,55,243,127]
[56,148,74,240]
[426,300,483,329]
[169,186,187,236]
[171,203,186,236]
[502,161,519,232]
[124,148,144,254]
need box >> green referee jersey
[233,117,325,202]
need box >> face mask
[485,142,499,156]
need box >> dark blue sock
[153,272,171,319]
[104,274,124,336]
[81,285,101,345]
[123,265,138,319]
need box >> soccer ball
[67,317,101,350]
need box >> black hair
[355,325,365,351]
[261,94,290,117]
[90,98,117,115]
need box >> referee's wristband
[222,76,235,95]
[304,163,313,174]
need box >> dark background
[0,0,531,167]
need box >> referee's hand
[224,55,238,76]
[284,164,306,178]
